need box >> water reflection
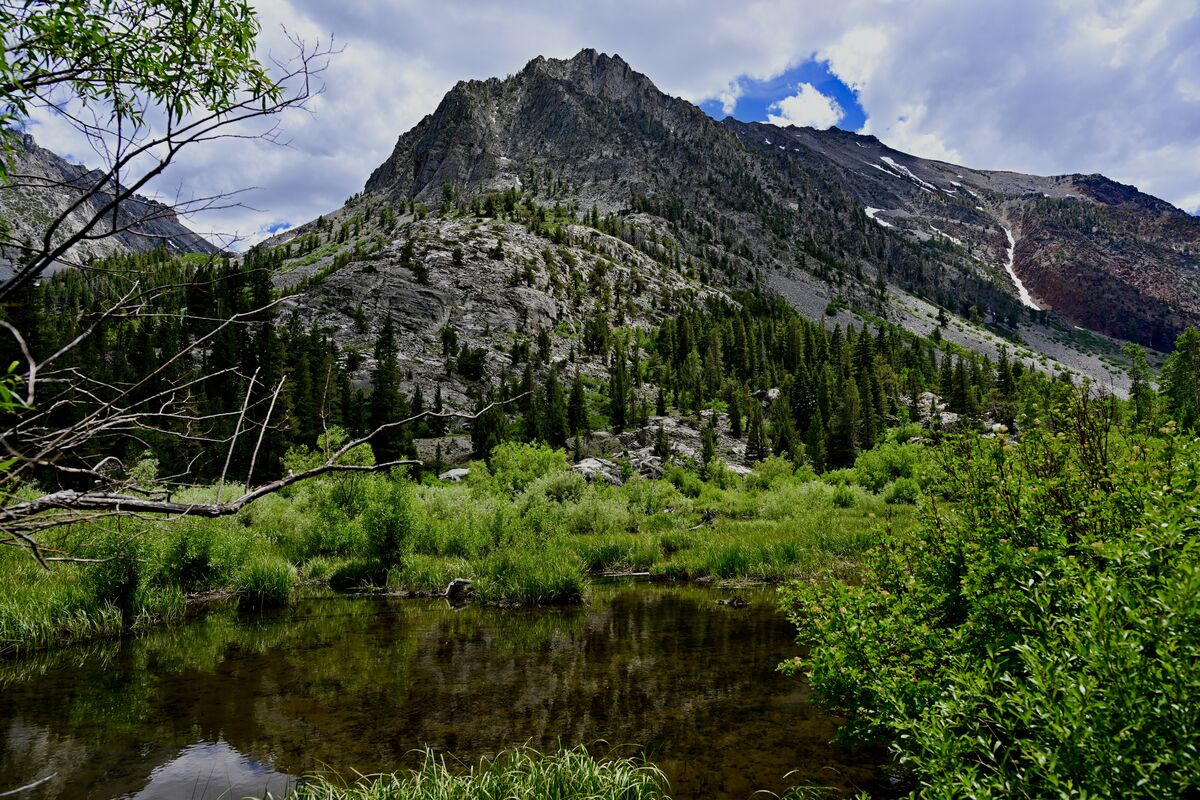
[0,585,887,799]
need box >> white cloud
[16,0,1200,245]
[766,83,844,129]
[717,80,742,115]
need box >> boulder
[573,457,623,486]
[445,578,473,603]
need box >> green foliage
[361,481,417,567]
[1161,326,1200,430]
[473,545,585,605]
[830,484,856,508]
[487,441,569,495]
[882,476,920,505]
[283,426,375,473]
[288,746,667,800]
[0,1,279,175]
[782,385,1200,798]
[233,555,296,611]
[852,442,924,493]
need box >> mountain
[732,122,1200,349]
[267,49,1200,401]
[0,132,217,275]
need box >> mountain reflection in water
[0,585,888,799]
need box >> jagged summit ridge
[348,48,1198,352]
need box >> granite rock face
[0,133,217,277]
[262,47,1200,438]
[359,49,1199,351]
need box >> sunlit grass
[288,746,668,800]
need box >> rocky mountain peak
[354,49,1199,353]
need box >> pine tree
[701,416,718,473]
[608,342,629,432]
[544,367,568,447]
[745,401,767,463]
[1122,343,1155,428]
[727,382,743,438]
[654,423,670,461]
[827,377,860,468]
[369,315,409,463]
[568,372,587,435]
[523,386,544,442]
[770,394,800,464]
[805,410,827,473]
[471,395,507,460]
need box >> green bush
[830,484,856,509]
[853,442,923,493]
[526,469,588,504]
[362,481,417,566]
[782,388,1200,797]
[747,454,797,489]
[665,464,703,498]
[488,441,569,494]
[234,555,295,611]
[86,534,156,619]
[620,477,687,515]
[883,477,920,505]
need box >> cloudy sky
[27,0,1200,247]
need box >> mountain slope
[0,132,217,276]
[735,121,1200,349]
[266,49,1200,404]
[358,49,1199,352]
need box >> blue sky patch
[699,59,866,132]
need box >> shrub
[233,556,295,611]
[747,454,797,489]
[86,534,155,620]
[888,422,925,444]
[830,484,856,509]
[524,469,587,504]
[782,388,1200,797]
[853,442,922,493]
[621,478,687,516]
[489,441,569,494]
[665,464,703,498]
[361,481,417,566]
[883,477,920,505]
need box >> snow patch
[864,207,895,229]
[1002,225,1041,310]
[879,156,939,192]
[869,162,904,179]
[929,225,965,247]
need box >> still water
[0,584,888,799]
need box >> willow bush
[781,385,1200,797]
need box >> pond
[0,584,889,799]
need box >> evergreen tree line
[6,245,1199,487]
[2,247,431,487]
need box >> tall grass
[0,440,922,653]
[288,746,668,800]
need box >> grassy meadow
[0,433,927,655]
